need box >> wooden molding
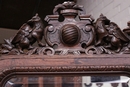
[0,55,130,86]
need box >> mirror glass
[4,75,130,87]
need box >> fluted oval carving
[61,24,80,46]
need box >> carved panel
[2,1,130,55]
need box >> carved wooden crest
[1,1,130,55]
[1,1,130,87]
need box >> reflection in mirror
[4,75,130,87]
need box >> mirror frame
[0,54,130,86]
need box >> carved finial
[53,1,85,15]
[63,1,75,8]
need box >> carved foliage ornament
[1,1,130,55]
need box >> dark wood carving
[1,1,130,55]
[1,1,130,87]
[0,14,45,54]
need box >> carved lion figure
[1,13,45,54]
[105,22,129,52]
[95,14,110,46]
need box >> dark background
[0,0,76,29]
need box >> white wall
[77,0,130,29]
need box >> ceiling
[0,0,76,30]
